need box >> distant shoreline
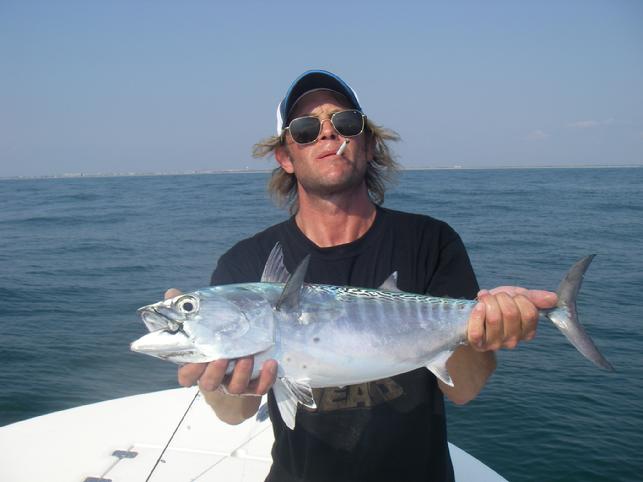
[1,163,641,181]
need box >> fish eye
[176,295,199,315]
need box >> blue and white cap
[276,70,362,135]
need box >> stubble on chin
[298,161,367,199]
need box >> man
[172,70,557,481]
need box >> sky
[1,0,642,177]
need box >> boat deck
[0,387,507,481]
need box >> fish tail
[544,255,614,371]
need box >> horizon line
[1,163,642,181]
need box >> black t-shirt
[211,206,479,482]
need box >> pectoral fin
[271,377,316,430]
[425,351,454,387]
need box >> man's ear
[366,131,376,161]
[275,146,295,174]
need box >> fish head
[131,286,275,364]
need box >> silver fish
[131,244,613,429]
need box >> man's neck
[294,185,377,248]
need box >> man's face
[277,90,372,200]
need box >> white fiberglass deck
[0,387,507,481]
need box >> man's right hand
[165,288,278,423]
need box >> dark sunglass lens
[289,117,321,144]
[333,111,363,136]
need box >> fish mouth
[130,328,199,362]
[133,303,203,362]
[131,311,270,364]
[138,305,181,332]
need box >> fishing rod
[145,389,200,482]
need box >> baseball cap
[276,70,362,135]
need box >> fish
[131,243,614,429]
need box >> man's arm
[439,346,496,405]
[438,288,558,404]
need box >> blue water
[1,168,641,481]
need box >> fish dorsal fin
[379,271,400,291]
[272,377,316,430]
[261,242,291,283]
[426,350,454,387]
[275,255,310,312]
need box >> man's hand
[164,288,277,423]
[177,356,278,397]
[467,286,558,351]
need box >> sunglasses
[284,110,366,145]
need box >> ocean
[0,168,641,481]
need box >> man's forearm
[201,388,262,425]
[438,345,497,405]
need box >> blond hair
[253,118,400,213]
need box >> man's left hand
[467,286,558,351]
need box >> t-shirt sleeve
[210,252,240,285]
[426,226,479,300]
[210,240,266,286]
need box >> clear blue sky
[1,0,642,177]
